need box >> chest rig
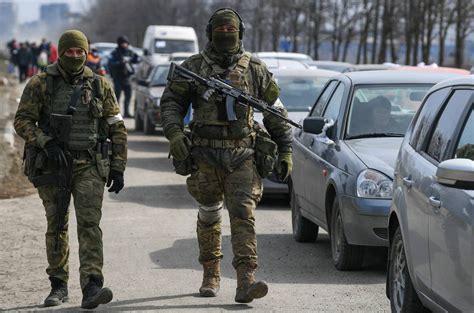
[39,68,104,151]
[192,51,255,140]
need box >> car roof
[339,70,464,85]
[271,68,339,77]
[397,66,470,75]
[428,75,474,92]
[254,52,313,60]
[311,60,354,66]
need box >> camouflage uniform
[14,62,127,290]
[160,10,292,302]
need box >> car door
[136,65,156,116]
[398,87,451,294]
[293,80,338,210]
[304,82,346,225]
[423,90,473,311]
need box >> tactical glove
[276,152,293,182]
[107,169,124,194]
[169,131,191,161]
[44,140,67,169]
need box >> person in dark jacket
[17,42,32,83]
[108,35,140,117]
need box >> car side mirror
[137,79,150,87]
[143,48,150,56]
[436,158,474,190]
[303,117,327,135]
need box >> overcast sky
[2,0,89,23]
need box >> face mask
[60,54,86,74]
[212,31,239,54]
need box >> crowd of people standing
[6,38,58,83]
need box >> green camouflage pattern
[14,63,128,172]
[38,164,105,289]
[188,158,261,268]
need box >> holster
[254,124,277,178]
[95,140,111,180]
[22,144,48,185]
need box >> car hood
[345,137,403,178]
[254,111,308,127]
[149,86,166,99]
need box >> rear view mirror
[410,91,425,101]
[436,158,474,189]
[143,48,150,56]
[303,117,327,135]
[137,79,150,87]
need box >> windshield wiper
[346,133,404,140]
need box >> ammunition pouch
[95,141,111,180]
[254,125,277,178]
[23,144,47,185]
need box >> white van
[142,25,198,65]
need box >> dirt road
[0,119,388,312]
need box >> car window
[322,83,345,121]
[426,89,472,162]
[346,84,431,139]
[454,107,474,160]
[275,75,331,112]
[410,87,450,150]
[154,39,195,54]
[150,65,170,86]
[311,81,337,117]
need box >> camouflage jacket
[160,44,292,153]
[14,63,128,172]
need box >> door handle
[402,177,413,188]
[429,196,441,210]
[309,138,315,148]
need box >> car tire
[290,184,318,242]
[135,103,144,131]
[143,110,156,135]
[388,227,428,313]
[330,199,364,270]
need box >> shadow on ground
[149,233,386,286]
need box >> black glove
[44,140,67,169]
[107,169,124,194]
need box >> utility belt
[191,135,255,149]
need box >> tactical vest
[191,51,255,140]
[39,68,103,151]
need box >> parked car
[260,58,309,70]
[353,63,399,72]
[387,76,473,312]
[305,60,355,73]
[169,52,194,62]
[253,51,313,62]
[397,65,470,75]
[254,68,339,195]
[291,71,461,270]
[135,62,175,134]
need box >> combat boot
[44,277,68,307]
[81,276,113,309]
[234,264,268,303]
[199,259,221,297]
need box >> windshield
[154,39,195,54]
[150,65,170,86]
[275,75,331,112]
[346,85,431,139]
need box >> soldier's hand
[44,140,67,169]
[107,169,124,194]
[276,152,293,182]
[169,132,191,161]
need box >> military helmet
[206,8,246,41]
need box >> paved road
[0,119,389,312]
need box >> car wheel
[143,109,156,135]
[135,103,144,131]
[330,199,364,270]
[290,184,318,242]
[388,227,428,313]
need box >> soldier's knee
[198,202,223,225]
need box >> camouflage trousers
[37,164,105,289]
[187,157,263,269]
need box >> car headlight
[155,97,161,107]
[357,169,393,199]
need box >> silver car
[291,71,461,271]
[387,76,473,312]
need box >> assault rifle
[49,113,74,254]
[167,62,302,129]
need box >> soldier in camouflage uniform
[14,30,127,309]
[160,9,293,303]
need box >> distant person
[29,42,40,75]
[7,38,18,74]
[86,40,106,75]
[368,96,399,134]
[108,35,140,118]
[16,42,31,83]
[49,42,59,64]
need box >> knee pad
[198,202,223,225]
